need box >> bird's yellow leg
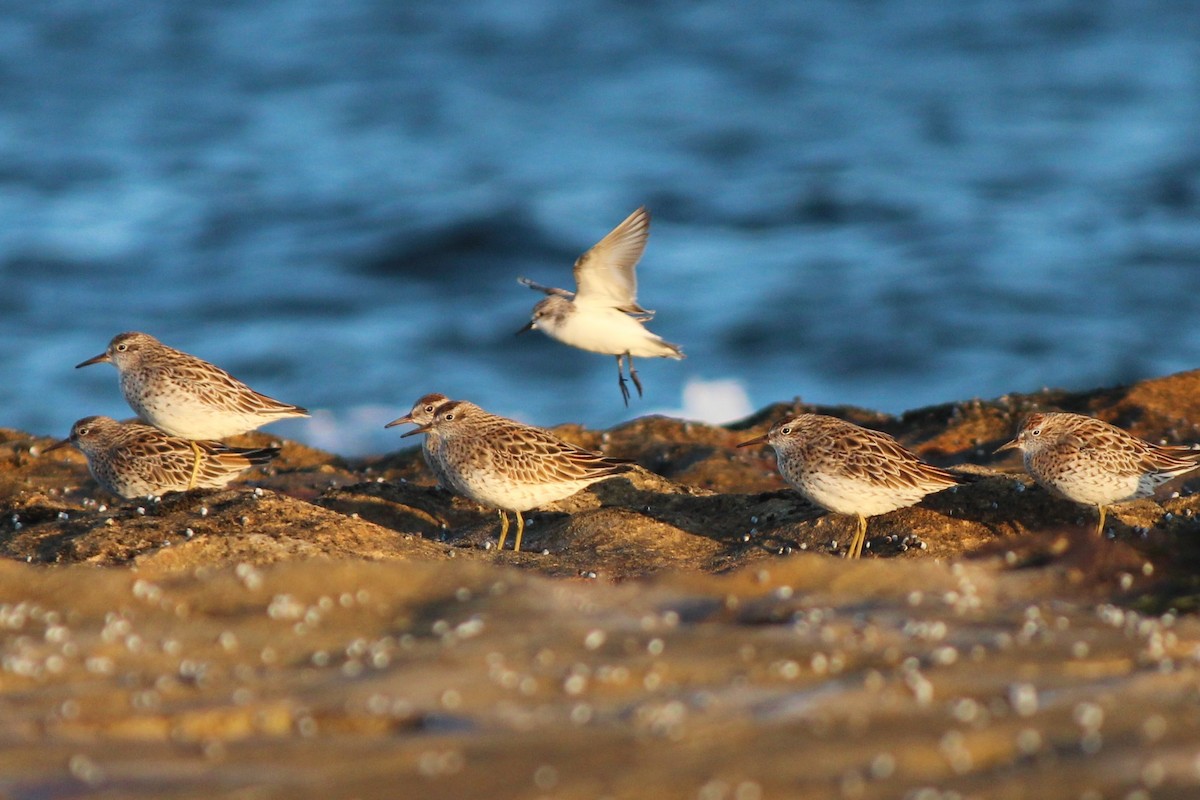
[847,515,866,559]
[188,441,203,490]
[497,510,509,551]
[513,511,525,553]
[1096,505,1107,537]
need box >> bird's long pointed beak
[737,434,769,448]
[399,423,432,438]
[994,437,1020,454]
[515,320,535,336]
[41,438,71,454]
[383,414,413,429]
[75,352,110,368]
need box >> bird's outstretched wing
[572,206,652,314]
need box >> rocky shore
[2,372,1200,798]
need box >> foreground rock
[5,370,1200,598]
[0,552,1195,799]
[1,372,1200,797]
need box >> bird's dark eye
[1031,428,1041,436]
[443,413,454,421]
[424,405,435,413]
[78,427,90,436]
[115,343,128,352]
[781,427,791,435]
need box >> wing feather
[573,207,651,312]
[490,423,633,484]
[842,428,959,492]
[158,349,308,417]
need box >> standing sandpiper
[391,396,634,552]
[739,413,960,558]
[44,416,279,499]
[518,207,683,405]
[996,411,1200,536]
[76,332,307,487]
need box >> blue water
[3,0,1199,454]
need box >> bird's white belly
[547,309,670,358]
[796,472,928,518]
[1041,465,1146,506]
[134,395,258,438]
[454,468,598,512]
[128,384,258,439]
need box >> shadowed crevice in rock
[318,480,473,538]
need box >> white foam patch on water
[298,406,402,457]
[654,377,754,425]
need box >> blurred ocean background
[3,0,1199,455]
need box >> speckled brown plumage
[46,415,279,499]
[395,397,633,552]
[997,411,1200,535]
[76,331,308,439]
[739,413,960,558]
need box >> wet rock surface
[3,372,1200,797]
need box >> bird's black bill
[399,424,432,438]
[75,353,110,368]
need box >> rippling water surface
[3,0,1199,453]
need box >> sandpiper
[44,416,279,499]
[394,397,633,552]
[518,206,683,405]
[996,411,1200,536]
[739,413,960,558]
